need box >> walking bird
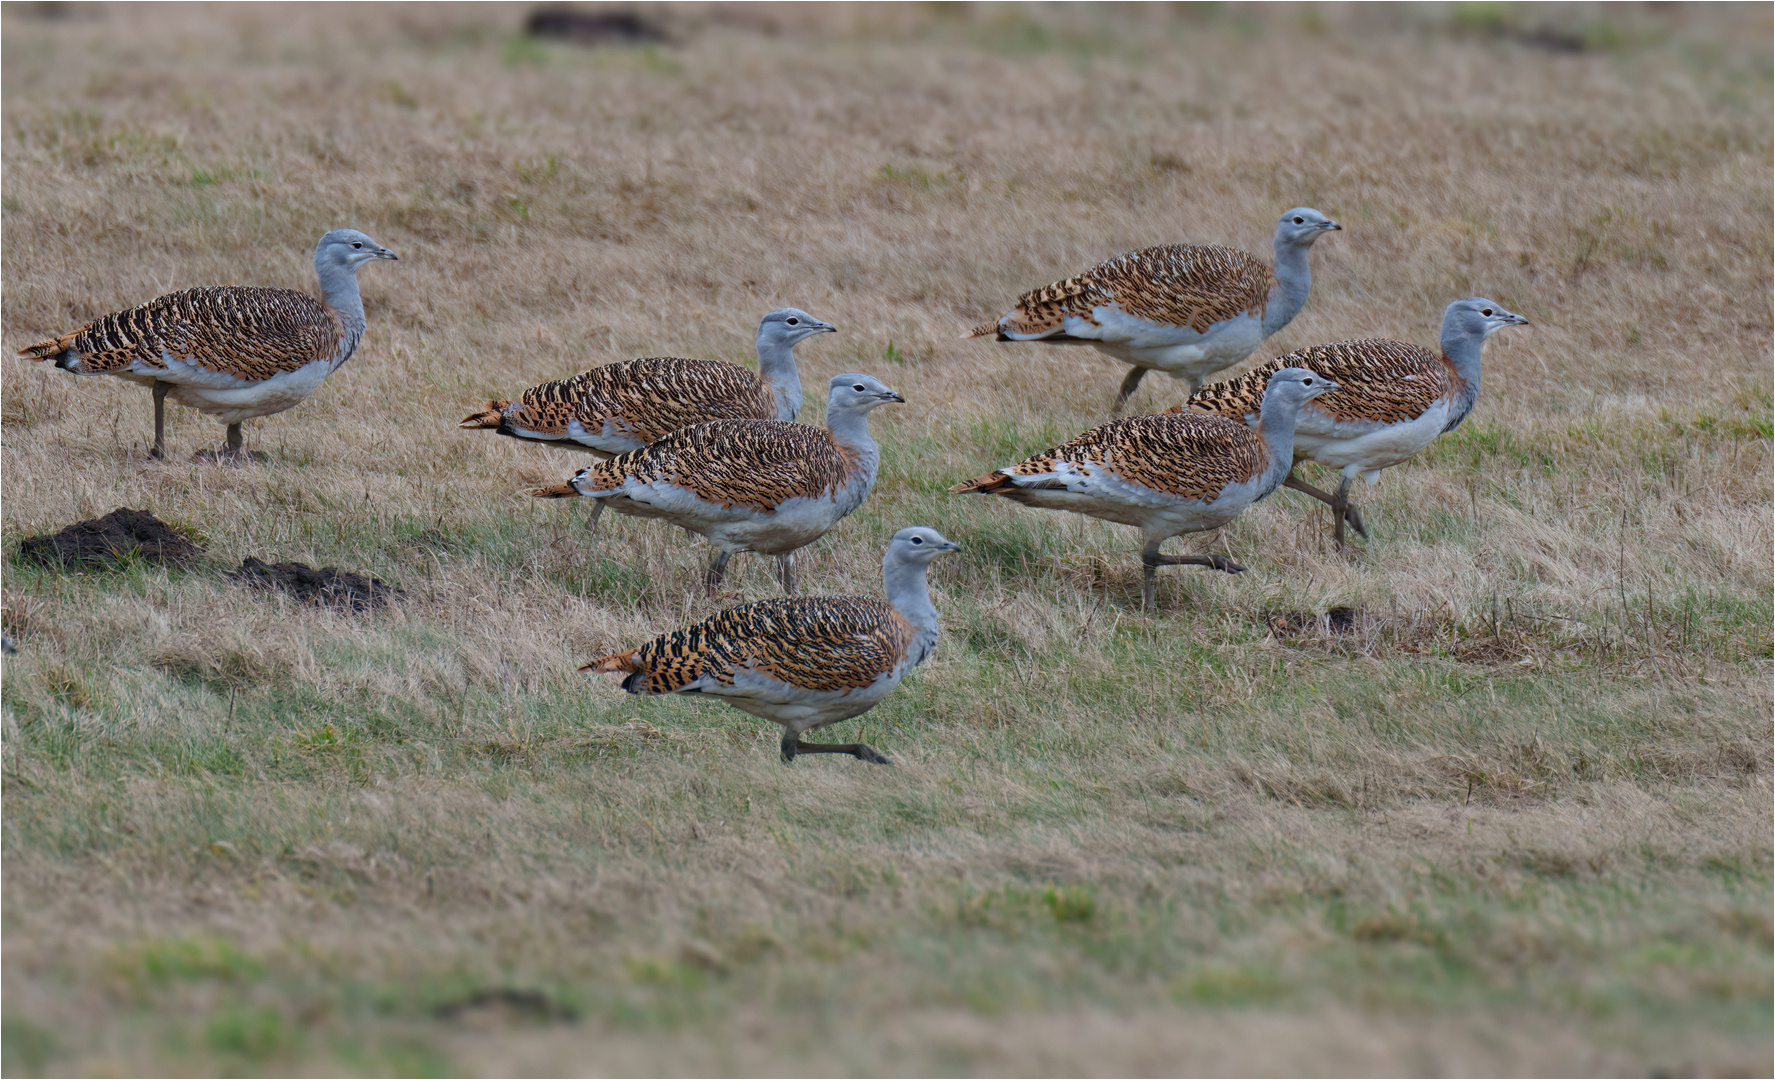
[951,368,1337,608]
[963,208,1341,415]
[583,526,960,765]
[19,229,398,462]
[1180,297,1529,546]
[459,308,835,455]
[532,374,903,593]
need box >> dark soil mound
[17,508,203,569]
[231,557,405,612]
[525,8,668,45]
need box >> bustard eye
[1293,216,1304,224]
[852,383,866,391]
[910,536,923,545]
[1481,308,1493,316]
[1303,378,1315,385]
[351,242,362,249]
[785,317,799,325]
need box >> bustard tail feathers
[18,333,77,363]
[949,471,1016,495]
[459,401,512,429]
[960,320,1003,340]
[529,480,582,498]
[580,651,639,676]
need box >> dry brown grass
[2,3,1770,1076]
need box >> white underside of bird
[109,350,341,424]
[582,479,871,556]
[683,646,933,736]
[1284,397,1457,484]
[983,462,1271,534]
[1024,306,1266,382]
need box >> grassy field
[2,2,1770,1075]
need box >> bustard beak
[813,321,837,334]
[1324,221,1343,231]
[881,391,906,403]
[377,247,399,260]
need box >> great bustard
[583,526,960,765]
[532,374,903,593]
[963,208,1341,415]
[951,368,1337,608]
[18,229,399,463]
[1181,297,1530,547]
[459,308,836,454]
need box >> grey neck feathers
[825,402,880,460]
[314,254,367,366]
[883,555,940,639]
[1440,320,1487,430]
[756,336,803,423]
[1254,391,1312,494]
[1262,237,1313,339]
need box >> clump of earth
[16,508,204,569]
[230,557,404,612]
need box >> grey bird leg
[584,502,605,535]
[776,553,795,595]
[1282,473,1369,545]
[705,551,732,591]
[150,381,170,460]
[1139,542,1247,608]
[1111,367,1149,417]
[780,729,891,765]
[225,422,244,455]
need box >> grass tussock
[3,3,1770,1075]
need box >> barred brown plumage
[962,208,1341,415]
[21,286,342,381]
[970,244,1274,341]
[582,527,961,765]
[592,597,915,695]
[18,229,398,462]
[1179,298,1531,547]
[952,367,1339,608]
[532,373,904,594]
[459,308,834,460]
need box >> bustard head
[826,373,905,412]
[1260,366,1341,409]
[757,308,837,350]
[885,526,961,568]
[1273,207,1342,248]
[1444,297,1530,341]
[315,229,399,270]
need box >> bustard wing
[582,420,850,511]
[951,412,1265,504]
[20,286,341,381]
[1184,340,1453,428]
[586,597,913,695]
[968,244,1275,340]
[570,357,775,442]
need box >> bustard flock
[19,210,1528,765]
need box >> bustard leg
[150,382,170,460]
[776,553,796,595]
[225,422,244,455]
[1111,367,1150,417]
[1282,473,1370,544]
[584,502,604,535]
[704,551,732,591]
[1139,540,1247,608]
[779,729,891,765]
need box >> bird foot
[1343,504,1370,541]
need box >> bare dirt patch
[229,557,404,612]
[15,508,202,569]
